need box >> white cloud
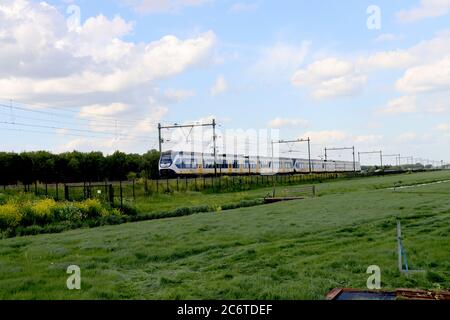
[312,75,367,99]
[300,130,348,144]
[0,0,217,153]
[300,130,383,147]
[164,89,195,102]
[268,118,309,129]
[251,42,310,76]
[380,96,417,114]
[426,105,449,113]
[79,103,130,117]
[292,58,353,84]
[396,132,417,142]
[210,75,228,96]
[291,30,450,101]
[0,1,216,98]
[396,56,450,93]
[373,33,404,43]
[397,0,450,22]
[360,50,416,70]
[291,58,367,99]
[436,123,450,131]
[354,135,383,144]
[230,2,258,13]
[407,30,450,63]
[124,0,211,14]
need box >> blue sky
[0,0,449,165]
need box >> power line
[0,122,158,143]
[0,99,161,123]
[0,110,135,130]
[0,126,159,147]
[0,101,160,126]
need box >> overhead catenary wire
[0,110,136,130]
[0,99,161,125]
[0,126,160,147]
[0,121,158,141]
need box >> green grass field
[0,171,449,299]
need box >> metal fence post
[64,184,69,201]
[119,181,123,208]
[109,184,114,206]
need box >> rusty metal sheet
[327,288,450,301]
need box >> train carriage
[160,150,361,177]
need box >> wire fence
[1,172,346,206]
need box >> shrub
[31,199,57,224]
[16,225,43,236]
[53,203,83,222]
[99,215,126,226]
[75,199,104,219]
[100,208,122,218]
[0,193,6,205]
[0,203,22,230]
[173,207,192,217]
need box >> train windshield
[160,153,173,167]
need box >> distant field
[0,171,449,299]
[133,170,450,213]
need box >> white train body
[159,150,361,176]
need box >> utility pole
[399,156,414,168]
[353,146,356,172]
[324,146,357,172]
[158,120,218,176]
[158,123,162,153]
[212,119,217,177]
[272,138,312,174]
[307,138,312,173]
[382,154,401,167]
[271,140,274,175]
[358,151,383,167]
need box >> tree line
[0,150,161,186]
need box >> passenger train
[159,150,361,176]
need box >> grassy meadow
[0,171,449,299]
